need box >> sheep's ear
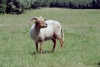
[44,18,46,21]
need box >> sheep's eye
[38,21,40,22]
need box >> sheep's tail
[28,18,34,26]
[61,29,64,43]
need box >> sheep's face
[34,17,47,28]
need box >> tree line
[0,0,100,14]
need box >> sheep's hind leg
[56,34,64,48]
[51,39,56,53]
[58,38,64,48]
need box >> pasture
[0,8,100,67]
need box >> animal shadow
[31,51,53,56]
[98,62,100,67]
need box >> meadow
[0,8,100,67]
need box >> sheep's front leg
[35,42,38,53]
[40,41,44,54]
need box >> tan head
[28,16,47,28]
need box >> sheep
[28,16,64,54]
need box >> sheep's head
[29,16,47,28]
[34,16,47,28]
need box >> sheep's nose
[44,23,47,27]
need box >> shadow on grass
[98,62,100,67]
[31,51,53,56]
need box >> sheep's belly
[37,36,54,42]
[44,37,53,41]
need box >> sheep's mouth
[43,25,47,28]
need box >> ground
[0,8,100,67]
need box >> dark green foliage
[92,0,100,9]
[6,0,24,14]
[0,0,6,14]
[31,1,39,9]
[37,0,100,9]
[49,0,93,9]
[1,0,100,14]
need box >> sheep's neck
[35,24,41,31]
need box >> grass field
[0,8,100,67]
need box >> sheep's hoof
[51,50,54,53]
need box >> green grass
[0,8,100,67]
